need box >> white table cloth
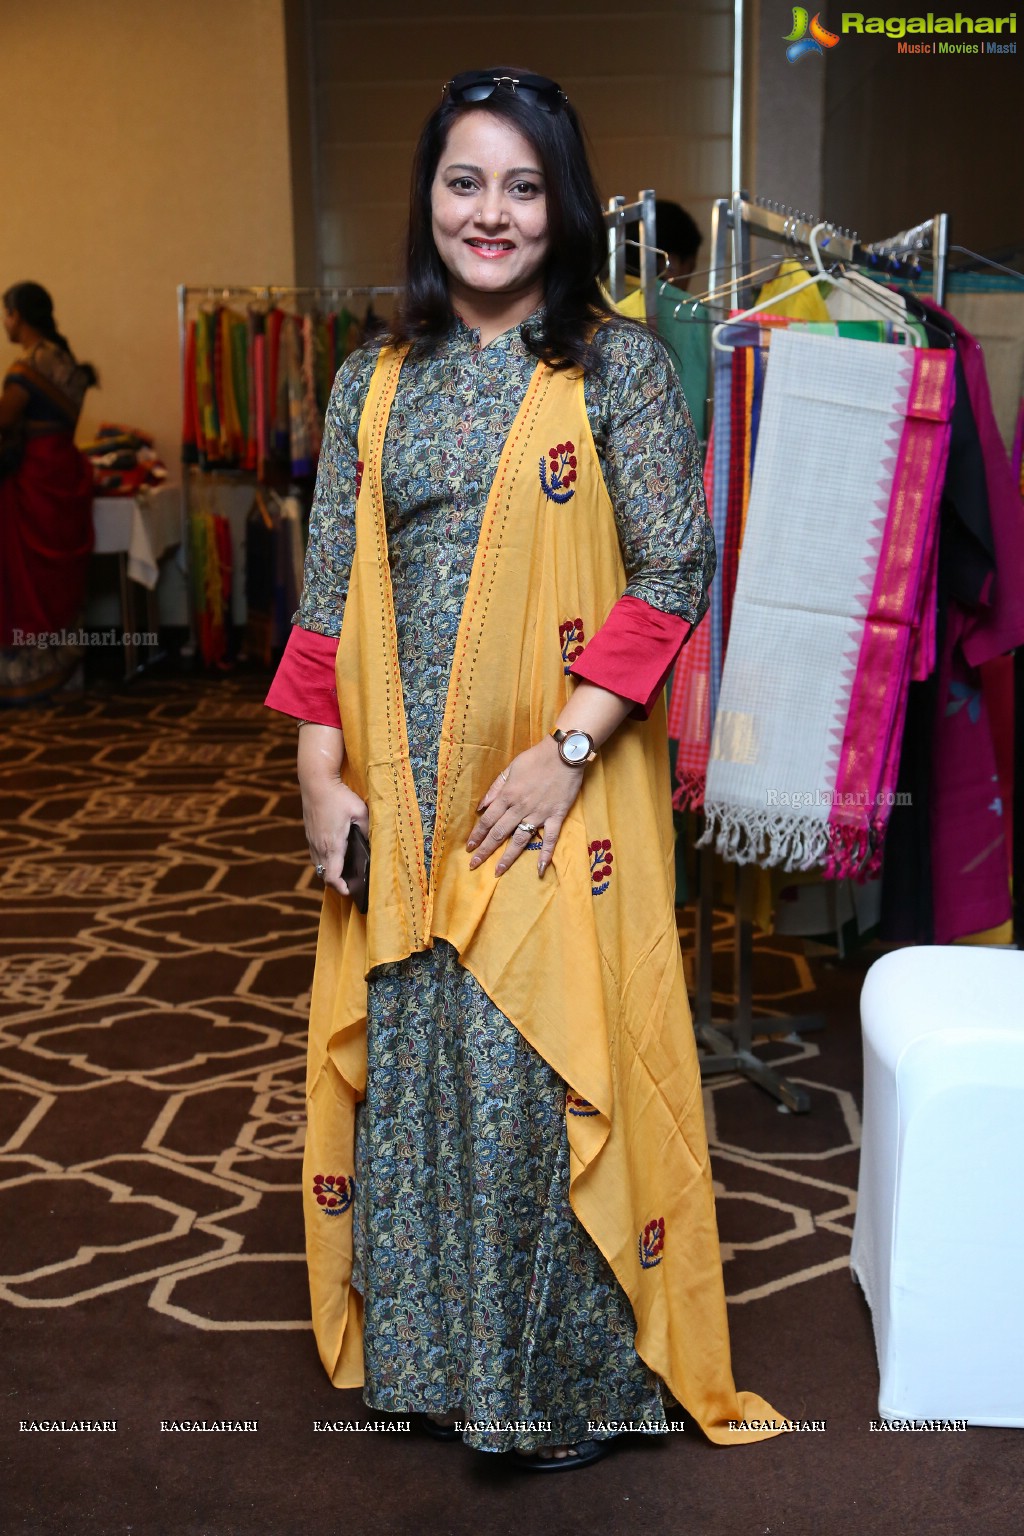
[852,945,1024,1425]
[92,484,181,590]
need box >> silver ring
[515,822,537,835]
[499,767,510,782]
[315,863,327,879]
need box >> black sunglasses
[442,70,568,113]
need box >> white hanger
[711,224,921,351]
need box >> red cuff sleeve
[264,626,341,728]
[568,595,692,720]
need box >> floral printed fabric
[299,316,711,1448]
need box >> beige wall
[310,0,735,288]
[1,0,298,468]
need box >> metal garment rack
[707,195,948,318]
[604,190,658,311]
[174,284,401,650]
[176,282,402,443]
[693,194,949,1113]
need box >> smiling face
[430,111,550,330]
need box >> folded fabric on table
[81,421,167,496]
[701,329,955,877]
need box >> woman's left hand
[466,738,584,878]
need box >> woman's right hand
[296,722,368,896]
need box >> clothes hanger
[677,252,791,306]
[655,258,819,328]
[947,245,1024,282]
[621,236,672,268]
[825,266,909,318]
[661,257,805,330]
[712,225,922,350]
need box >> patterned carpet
[1,675,1017,1536]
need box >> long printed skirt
[352,513,669,1452]
[352,942,668,1453]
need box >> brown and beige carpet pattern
[1,677,1018,1536]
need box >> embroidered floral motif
[539,440,578,504]
[566,1090,599,1117]
[589,838,614,896]
[560,616,586,675]
[313,1173,354,1215]
[639,1217,665,1269]
[355,458,364,496]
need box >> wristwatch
[551,728,598,766]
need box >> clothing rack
[691,195,950,1113]
[176,282,402,431]
[604,190,658,312]
[708,195,949,316]
[176,283,400,660]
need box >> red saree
[1,434,94,645]
[1,346,95,696]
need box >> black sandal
[416,1413,461,1442]
[512,1438,615,1471]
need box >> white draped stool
[852,945,1024,1425]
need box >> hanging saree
[701,329,955,877]
[656,287,710,441]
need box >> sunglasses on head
[442,70,568,113]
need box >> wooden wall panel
[308,0,736,287]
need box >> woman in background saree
[1,281,97,702]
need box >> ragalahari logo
[785,7,841,61]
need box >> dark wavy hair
[390,73,618,372]
[3,282,99,389]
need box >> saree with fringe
[700,329,955,878]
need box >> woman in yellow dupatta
[267,67,784,1469]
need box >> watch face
[562,731,591,764]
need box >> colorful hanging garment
[254,329,268,481]
[301,314,323,465]
[672,318,887,813]
[701,329,955,877]
[281,315,313,476]
[189,509,233,667]
[931,606,1013,942]
[707,323,769,726]
[919,300,1024,941]
[243,309,260,474]
[667,441,713,808]
[181,320,199,465]
[195,310,219,469]
[181,300,386,478]
[656,287,710,441]
[230,315,251,469]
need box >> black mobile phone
[342,824,370,915]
